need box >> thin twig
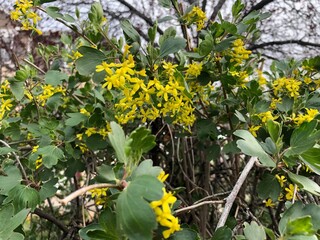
[22,58,45,74]
[59,183,119,205]
[216,156,257,229]
[0,139,28,181]
[33,208,68,234]
[176,200,225,214]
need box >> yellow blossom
[183,6,207,31]
[276,175,287,187]
[249,125,261,137]
[264,198,275,208]
[230,39,251,66]
[186,62,203,77]
[150,188,181,239]
[285,184,298,200]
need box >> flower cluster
[264,175,299,208]
[230,39,252,66]
[292,108,319,125]
[150,172,180,239]
[183,6,207,31]
[10,0,42,35]
[89,188,108,205]
[273,77,301,99]
[0,80,13,121]
[95,48,197,126]
[25,83,66,106]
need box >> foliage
[2,0,320,239]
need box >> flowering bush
[2,0,320,239]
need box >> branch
[216,156,257,229]
[175,200,225,214]
[249,40,320,50]
[207,0,226,23]
[0,140,28,181]
[33,208,68,234]
[59,183,120,205]
[243,0,274,17]
[116,0,164,35]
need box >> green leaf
[300,148,320,175]
[221,21,237,34]
[9,80,24,101]
[99,208,120,239]
[234,130,276,167]
[235,110,247,123]
[46,6,63,19]
[8,185,40,211]
[85,134,108,151]
[276,96,293,113]
[79,224,105,240]
[170,228,200,239]
[88,2,104,25]
[39,178,58,201]
[214,37,237,52]
[75,46,106,76]
[199,34,214,56]
[128,127,156,158]
[286,121,320,156]
[96,164,117,182]
[279,202,320,235]
[159,37,186,58]
[211,226,232,240]
[121,20,141,45]
[257,173,281,201]
[37,145,65,168]
[286,216,315,236]
[108,122,127,164]
[0,204,30,240]
[45,70,68,86]
[0,165,22,195]
[0,147,17,155]
[243,221,266,240]
[267,120,282,143]
[288,172,320,196]
[116,175,163,240]
[131,159,162,179]
[65,113,88,126]
[159,0,172,8]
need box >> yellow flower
[249,125,261,137]
[85,127,97,137]
[150,188,181,239]
[35,156,43,170]
[80,108,90,116]
[264,198,275,208]
[230,39,251,66]
[158,171,169,183]
[285,184,298,200]
[293,108,319,125]
[276,175,287,187]
[162,62,178,76]
[257,111,277,123]
[186,62,203,77]
[1,99,13,111]
[183,6,207,31]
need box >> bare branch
[175,200,225,214]
[116,0,164,35]
[33,208,68,234]
[249,40,320,50]
[244,0,274,17]
[216,157,257,229]
[59,183,120,205]
[208,0,226,23]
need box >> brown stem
[33,208,68,234]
